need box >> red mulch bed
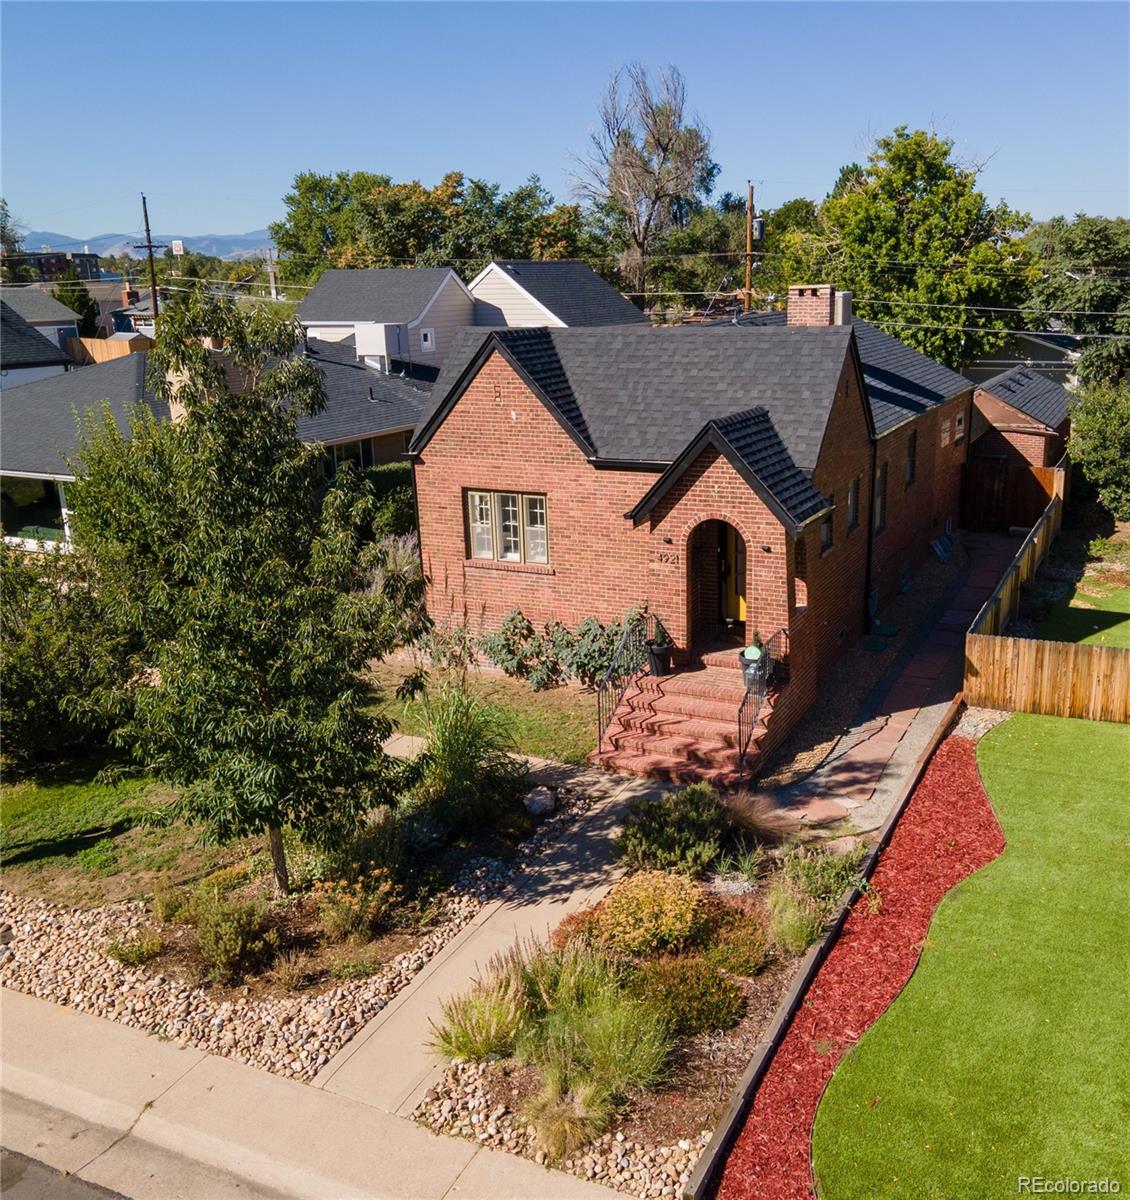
[716,736,1006,1200]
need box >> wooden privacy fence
[965,634,1130,722]
[964,493,1130,723]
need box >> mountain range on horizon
[18,229,276,261]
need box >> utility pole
[133,194,167,326]
[266,247,280,301]
[744,180,754,313]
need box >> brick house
[409,285,972,784]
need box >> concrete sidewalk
[1,990,612,1200]
[783,532,1018,833]
[314,766,655,1116]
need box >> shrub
[414,683,525,834]
[723,790,794,846]
[480,608,539,680]
[336,808,405,881]
[781,844,868,913]
[270,949,313,992]
[519,940,623,1017]
[566,998,669,1093]
[592,871,706,957]
[766,879,825,953]
[150,888,187,924]
[630,956,745,1036]
[703,915,771,977]
[550,906,604,949]
[313,871,398,941]
[529,621,573,691]
[431,951,529,1060]
[563,617,620,689]
[363,462,416,537]
[193,893,280,981]
[105,928,163,966]
[522,1071,614,1162]
[618,783,731,876]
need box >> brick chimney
[786,284,836,327]
[121,284,139,307]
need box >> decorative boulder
[523,786,556,816]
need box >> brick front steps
[591,654,777,789]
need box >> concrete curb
[681,691,965,1200]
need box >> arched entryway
[687,519,747,654]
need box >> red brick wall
[786,285,836,327]
[413,350,796,657]
[972,389,1065,467]
[869,392,970,601]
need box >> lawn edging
[681,691,966,1200]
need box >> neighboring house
[297,336,432,467]
[408,284,971,784]
[296,261,649,372]
[467,260,649,328]
[963,329,1081,386]
[0,287,80,351]
[27,280,145,338]
[971,367,1074,468]
[0,353,165,548]
[298,268,471,372]
[0,301,71,390]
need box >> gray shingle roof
[0,287,81,325]
[977,366,1073,430]
[0,352,166,478]
[733,311,970,434]
[296,337,432,445]
[484,260,650,327]
[297,268,456,325]
[411,324,856,528]
[1,301,72,369]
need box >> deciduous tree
[53,269,99,337]
[66,293,420,893]
[1068,381,1130,519]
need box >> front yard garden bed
[414,785,868,1198]
[0,786,595,1081]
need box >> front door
[721,524,747,623]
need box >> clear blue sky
[2,1,1127,241]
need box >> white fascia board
[466,262,565,327]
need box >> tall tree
[66,292,417,893]
[1068,381,1130,519]
[1024,214,1130,386]
[268,171,388,283]
[775,127,1034,366]
[53,268,99,337]
[577,64,717,296]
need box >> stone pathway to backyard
[779,532,1019,833]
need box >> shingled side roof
[297,268,458,325]
[296,336,432,444]
[0,286,81,325]
[732,311,970,434]
[976,366,1074,430]
[0,301,71,369]
[483,260,650,327]
[0,352,166,478]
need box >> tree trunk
[267,824,290,896]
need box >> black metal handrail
[737,627,789,770]
[596,609,660,751]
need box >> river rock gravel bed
[415,1059,710,1198]
[0,786,593,1082]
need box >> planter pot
[647,640,675,677]
[740,650,765,691]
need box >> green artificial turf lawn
[812,714,1130,1199]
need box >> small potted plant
[646,619,675,677]
[739,633,765,691]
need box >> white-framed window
[465,490,549,565]
[955,411,966,442]
[420,327,435,353]
[820,495,834,553]
[846,476,860,531]
[906,430,918,486]
[940,418,952,447]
